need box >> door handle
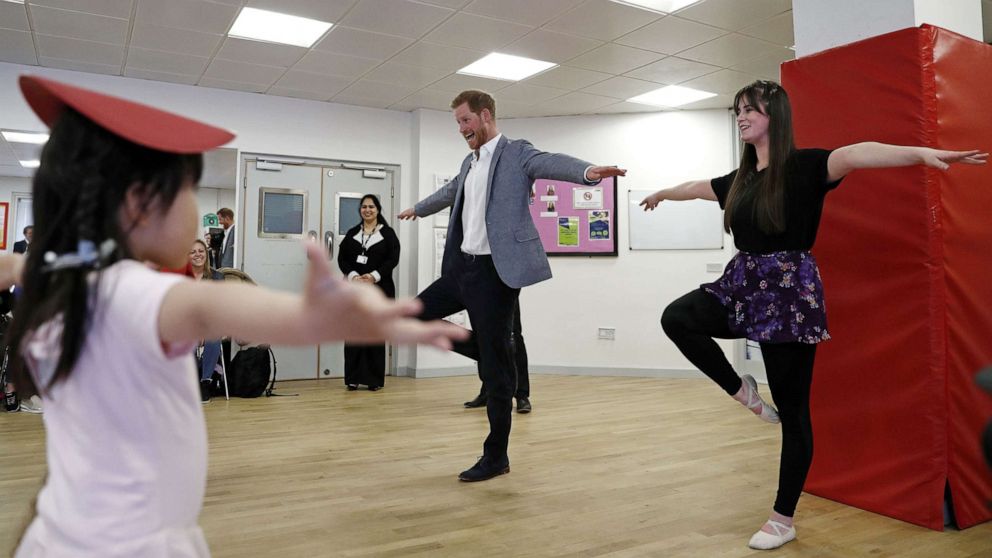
[324,231,334,260]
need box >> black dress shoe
[463,394,487,408]
[368,385,382,392]
[458,456,510,482]
[346,384,358,391]
[516,396,531,414]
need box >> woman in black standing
[641,80,985,550]
[338,194,400,391]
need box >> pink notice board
[528,176,618,257]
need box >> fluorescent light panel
[610,0,701,14]
[0,0,26,4]
[19,160,40,168]
[2,130,49,144]
[457,53,557,81]
[628,85,717,108]
[228,7,332,48]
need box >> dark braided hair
[4,108,202,396]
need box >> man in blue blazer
[399,90,625,482]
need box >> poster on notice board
[528,176,618,256]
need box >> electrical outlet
[597,327,616,340]
[706,263,723,273]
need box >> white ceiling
[2,0,992,178]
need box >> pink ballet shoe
[740,374,779,424]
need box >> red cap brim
[18,75,235,154]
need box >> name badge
[356,255,368,264]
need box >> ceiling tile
[198,76,268,93]
[30,5,129,44]
[0,2,30,31]
[36,34,124,65]
[293,50,381,77]
[730,47,793,80]
[127,46,209,75]
[387,42,486,72]
[588,101,668,115]
[243,0,357,22]
[339,0,453,39]
[124,67,200,85]
[204,58,287,85]
[274,70,353,95]
[334,79,418,105]
[623,56,719,84]
[314,26,413,59]
[0,28,38,65]
[135,0,239,35]
[265,87,333,102]
[566,43,662,74]
[39,56,121,75]
[130,24,224,57]
[28,0,133,19]
[330,95,393,109]
[530,91,616,116]
[545,0,661,42]
[363,62,450,88]
[580,76,662,99]
[462,0,584,26]
[423,12,532,51]
[615,15,726,55]
[681,68,759,95]
[389,88,456,111]
[500,29,603,64]
[215,37,308,67]
[737,10,794,47]
[429,73,511,93]
[496,82,568,104]
[523,65,611,90]
[418,0,470,8]
[678,32,783,67]
[676,0,791,31]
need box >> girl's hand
[302,243,467,350]
[921,149,988,170]
[639,192,663,211]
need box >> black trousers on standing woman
[344,343,385,389]
[661,289,817,517]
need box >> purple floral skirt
[701,250,830,344]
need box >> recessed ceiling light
[628,85,717,108]
[2,131,49,144]
[610,0,701,14]
[457,53,557,82]
[228,7,332,48]
[19,160,40,168]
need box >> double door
[241,156,396,380]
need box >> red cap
[18,75,235,154]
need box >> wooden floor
[2,375,990,557]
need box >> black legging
[661,289,816,517]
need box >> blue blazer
[415,136,595,289]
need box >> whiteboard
[628,189,724,250]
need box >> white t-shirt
[16,260,209,558]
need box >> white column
[793,0,983,57]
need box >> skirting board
[398,366,704,380]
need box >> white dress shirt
[460,133,502,255]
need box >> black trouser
[661,289,817,517]
[417,252,519,462]
[476,300,528,399]
[343,343,385,388]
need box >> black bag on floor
[227,346,274,398]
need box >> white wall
[409,108,737,378]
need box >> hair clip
[42,239,117,273]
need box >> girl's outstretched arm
[639,180,717,211]
[159,243,467,350]
[827,142,987,182]
[0,254,24,290]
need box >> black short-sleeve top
[710,148,843,254]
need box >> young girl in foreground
[641,80,985,550]
[7,75,464,557]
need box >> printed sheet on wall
[528,176,618,257]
